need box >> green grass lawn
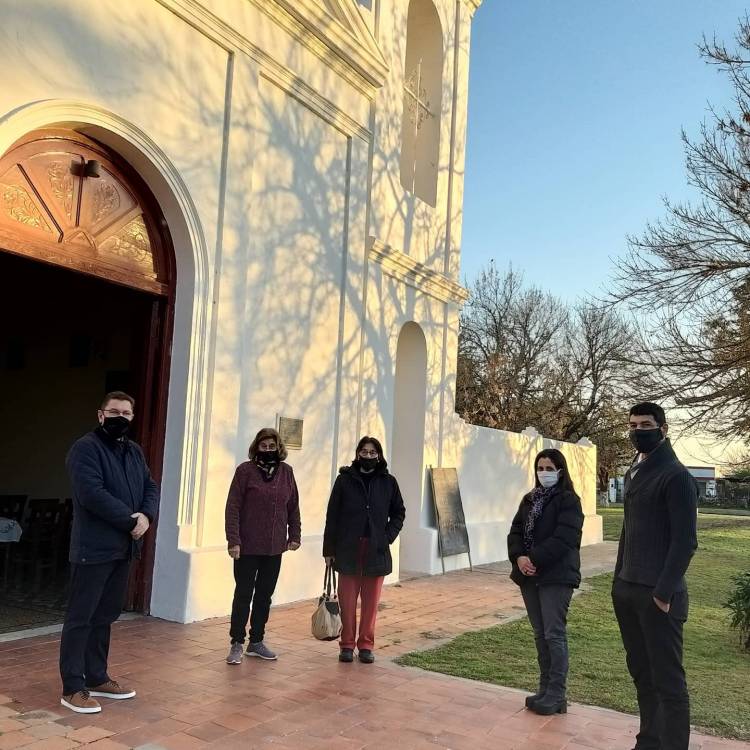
[398,509,750,740]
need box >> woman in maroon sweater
[225,427,301,664]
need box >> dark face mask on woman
[359,457,378,472]
[257,449,280,464]
[101,415,131,440]
[629,427,664,454]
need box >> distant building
[685,466,717,500]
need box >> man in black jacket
[612,402,698,750]
[59,391,159,714]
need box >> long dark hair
[533,448,576,493]
[354,435,387,468]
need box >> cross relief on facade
[404,58,434,131]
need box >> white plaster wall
[363,266,603,577]
[369,0,473,280]
[0,0,597,627]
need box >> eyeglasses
[103,408,134,419]
[359,450,378,458]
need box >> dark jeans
[229,554,282,644]
[612,578,690,750]
[520,583,573,701]
[59,559,130,695]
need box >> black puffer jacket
[66,428,159,564]
[507,485,584,588]
[323,463,405,577]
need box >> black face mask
[101,415,131,440]
[257,449,280,464]
[359,457,378,472]
[629,427,664,454]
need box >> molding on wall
[463,0,484,16]
[159,0,386,101]
[259,69,369,141]
[368,238,468,304]
[272,0,388,87]
[157,0,372,141]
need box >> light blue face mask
[537,469,560,488]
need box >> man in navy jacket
[59,391,159,714]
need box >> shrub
[725,571,750,651]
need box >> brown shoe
[87,679,136,700]
[61,690,102,714]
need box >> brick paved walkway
[0,542,747,750]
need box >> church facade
[0,0,601,624]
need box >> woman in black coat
[322,436,405,664]
[507,448,584,715]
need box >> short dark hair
[629,402,666,426]
[534,448,576,494]
[101,391,135,410]
[248,427,288,461]
[355,436,385,464]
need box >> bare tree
[611,16,750,439]
[457,265,635,488]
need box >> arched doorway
[390,322,428,575]
[0,129,174,628]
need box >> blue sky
[461,1,749,301]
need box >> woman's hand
[517,555,537,576]
[228,545,241,560]
[287,541,300,551]
[324,556,335,565]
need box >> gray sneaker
[226,642,244,664]
[246,641,277,660]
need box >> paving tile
[0,544,746,750]
[63,727,113,744]
[20,738,79,750]
[0,718,27,733]
[0,731,37,750]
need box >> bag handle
[324,561,337,598]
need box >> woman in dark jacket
[507,448,584,715]
[224,427,301,665]
[322,436,405,664]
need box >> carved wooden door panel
[0,131,169,295]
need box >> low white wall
[405,416,603,575]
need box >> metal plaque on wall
[430,467,472,572]
[277,416,303,449]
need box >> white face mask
[537,469,560,488]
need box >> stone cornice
[271,0,388,91]
[159,0,387,99]
[463,0,483,16]
[368,238,469,305]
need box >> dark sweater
[66,429,159,564]
[507,486,584,588]
[614,439,698,602]
[225,461,301,556]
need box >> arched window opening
[400,0,443,207]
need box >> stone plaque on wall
[277,416,303,450]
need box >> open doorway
[0,253,167,632]
[0,128,174,633]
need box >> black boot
[339,648,354,663]
[358,649,375,664]
[524,690,545,709]
[525,635,550,709]
[531,634,568,715]
[531,695,567,715]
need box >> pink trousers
[337,539,384,651]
